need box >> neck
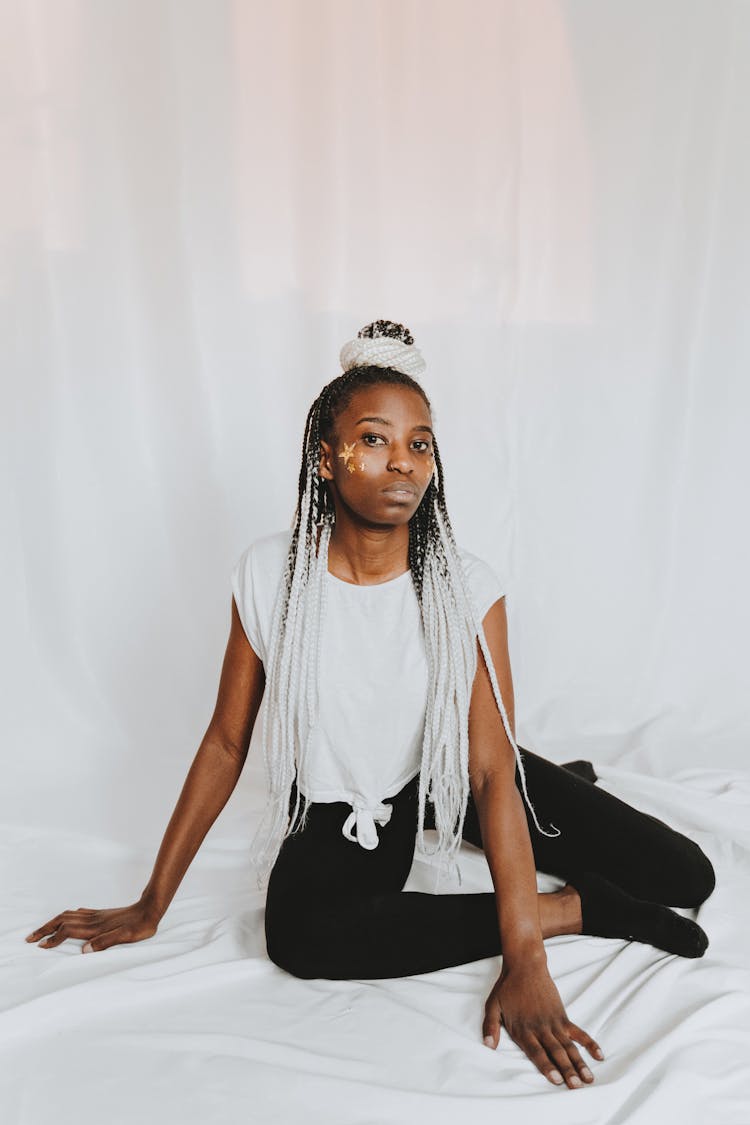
[318,519,410,585]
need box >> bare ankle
[560,883,583,934]
[538,885,583,939]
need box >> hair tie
[339,319,426,380]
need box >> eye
[361,433,432,452]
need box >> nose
[387,443,416,474]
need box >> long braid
[247,326,559,892]
[412,436,560,891]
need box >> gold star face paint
[338,441,356,474]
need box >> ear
[319,439,335,482]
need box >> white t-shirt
[231,528,505,852]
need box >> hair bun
[358,319,414,346]
[340,318,426,379]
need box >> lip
[382,483,419,498]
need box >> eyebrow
[354,416,434,437]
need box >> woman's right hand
[24,899,161,954]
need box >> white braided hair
[248,319,560,892]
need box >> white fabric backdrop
[3,3,749,1123]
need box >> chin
[359,507,414,528]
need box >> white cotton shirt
[231,528,505,852]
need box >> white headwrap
[339,331,426,380]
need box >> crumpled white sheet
[4,765,749,1125]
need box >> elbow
[470,741,518,800]
[203,734,248,770]
[470,765,513,806]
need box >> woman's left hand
[482,960,603,1089]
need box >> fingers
[501,1023,604,1090]
[29,921,128,953]
[524,1036,571,1086]
[25,909,101,948]
[482,995,501,1049]
[81,927,126,953]
[538,1029,594,1088]
[33,920,98,949]
[26,905,157,954]
[567,1022,605,1062]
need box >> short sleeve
[230,528,293,666]
[231,544,264,662]
[458,546,506,623]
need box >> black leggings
[264,745,716,979]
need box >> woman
[25,320,715,1093]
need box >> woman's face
[319,383,436,527]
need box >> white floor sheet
[5,762,748,1125]
[5,0,750,1121]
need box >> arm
[468,597,602,1090]
[467,598,545,966]
[25,596,266,953]
[139,596,266,920]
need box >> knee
[267,933,317,979]
[266,917,312,979]
[267,941,317,979]
[265,902,328,980]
